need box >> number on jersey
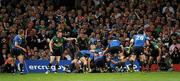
[136,35,144,40]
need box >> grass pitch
[0,72,180,81]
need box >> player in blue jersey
[91,41,106,72]
[65,46,95,73]
[104,36,124,55]
[129,30,149,72]
[65,41,104,73]
[11,29,27,74]
[103,36,124,72]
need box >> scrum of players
[64,29,162,73]
[10,29,161,74]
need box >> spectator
[162,2,175,14]
[4,54,13,73]
[0,0,179,69]
[26,30,37,49]
[37,29,48,50]
[171,47,180,64]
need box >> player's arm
[49,39,54,53]
[90,50,95,52]
[145,40,150,46]
[15,41,26,52]
[129,39,134,48]
[145,36,150,46]
[103,45,109,54]
[120,45,124,54]
[64,37,77,41]
[75,38,80,52]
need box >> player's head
[111,34,117,40]
[125,38,130,46]
[96,40,101,46]
[138,30,144,34]
[56,30,63,38]
[80,33,86,39]
[90,44,96,50]
[18,29,25,37]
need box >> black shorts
[94,56,106,67]
[52,48,64,56]
[109,46,120,55]
[150,49,159,57]
[11,48,25,57]
[124,51,131,57]
[124,48,132,57]
[132,46,144,55]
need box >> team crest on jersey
[54,42,63,47]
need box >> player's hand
[103,51,106,54]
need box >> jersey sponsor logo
[54,42,63,47]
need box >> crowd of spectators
[0,0,179,68]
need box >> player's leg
[46,55,55,74]
[156,50,161,71]
[72,52,82,72]
[87,58,92,72]
[139,54,146,71]
[80,56,88,72]
[75,59,82,72]
[136,46,145,72]
[144,54,149,71]
[148,56,154,71]
[87,53,94,72]
[98,57,107,73]
[110,47,121,72]
[150,49,160,71]
[129,47,137,72]
[129,54,136,72]
[105,53,111,72]
[11,49,16,74]
[143,47,151,71]
[93,53,98,70]
[17,54,24,74]
[119,47,125,63]
[68,59,78,72]
[11,56,16,74]
[119,52,126,72]
[55,56,60,73]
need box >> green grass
[0,72,180,81]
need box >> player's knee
[83,61,87,65]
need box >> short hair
[56,30,62,34]
[18,29,24,35]
[138,30,144,34]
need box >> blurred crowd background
[0,0,179,67]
